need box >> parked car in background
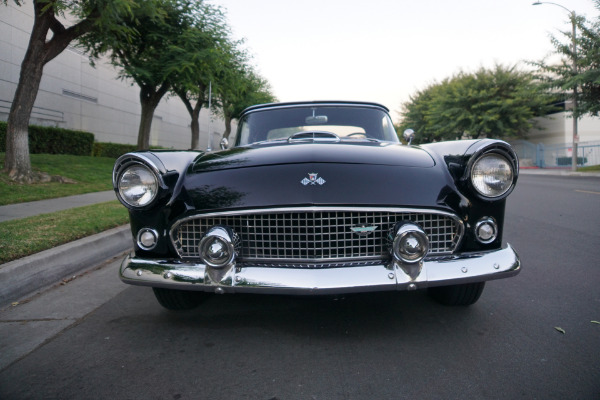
[113,101,520,310]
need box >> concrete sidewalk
[0,190,117,222]
[519,168,600,177]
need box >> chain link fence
[510,140,600,168]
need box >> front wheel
[428,282,485,306]
[152,288,209,310]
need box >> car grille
[171,208,463,264]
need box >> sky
[211,0,599,121]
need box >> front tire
[428,282,485,306]
[152,288,208,310]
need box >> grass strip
[0,201,129,264]
[0,153,116,205]
[577,165,600,172]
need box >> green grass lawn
[0,153,130,263]
[0,153,115,205]
[578,165,600,172]
[0,201,129,264]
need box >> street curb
[519,169,600,177]
[0,225,132,307]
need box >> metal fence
[510,140,600,168]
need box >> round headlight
[471,154,514,198]
[118,164,158,207]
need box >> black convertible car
[113,101,520,310]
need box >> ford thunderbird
[113,101,520,310]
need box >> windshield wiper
[341,137,381,143]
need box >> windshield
[236,106,399,146]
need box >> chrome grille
[171,208,463,263]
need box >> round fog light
[392,223,429,264]
[199,227,236,269]
[137,228,158,250]
[475,218,497,244]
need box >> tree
[81,0,222,150]
[397,65,557,144]
[396,81,452,144]
[166,7,231,149]
[214,51,276,142]
[533,3,600,118]
[1,0,137,182]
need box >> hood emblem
[301,173,326,186]
[350,224,377,236]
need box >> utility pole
[533,1,579,171]
[207,81,212,152]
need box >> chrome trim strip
[173,206,462,222]
[120,244,520,295]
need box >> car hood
[172,142,468,214]
[190,142,435,173]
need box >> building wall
[0,2,229,150]
[528,110,600,146]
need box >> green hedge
[556,156,588,166]
[0,121,5,147]
[92,142,138,158]
[0,121,94,156]
[0,121,171,158]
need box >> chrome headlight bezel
[115,161,161,209]
[113,153,168,210]
[469,152,515,199]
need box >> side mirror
[219,137,229,150]
[403,129,415,145]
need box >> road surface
[1,174,599,399]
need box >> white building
[1,2,227,150]
[512,104,600,167]
[529,106,600,146]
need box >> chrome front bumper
[120,244,520,295]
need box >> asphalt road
[1,174,599,400]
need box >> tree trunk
[137,101,155,150]
[3,6,51,182]
[176,86,206,150]
[190,101,203,150]
[137,84,169,150]
[3,1,96,182]
[223,115,232,139]
[190,111,200,150]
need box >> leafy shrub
[0,121,6,149]
[0,122,94,156]
[92,142,138,158]
[556,156,588,166]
